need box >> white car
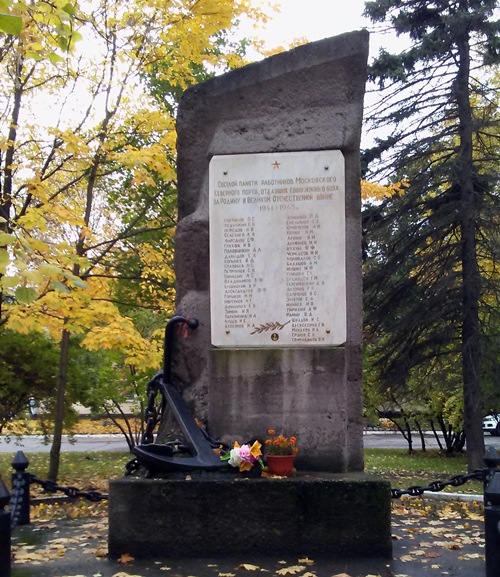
[483,414,500,436]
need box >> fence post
[10,451,31,527]
[0,478,11,577]
[484,446,500,577]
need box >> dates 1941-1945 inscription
[209,150,346,348]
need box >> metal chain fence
[390,469,485,499]
[28,475,108,503]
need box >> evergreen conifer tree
[363,0,500,469]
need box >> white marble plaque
[209,150,346,348]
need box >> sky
[251,0,407,59]
[261,0,370,46]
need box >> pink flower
[238,444,253,463]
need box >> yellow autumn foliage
[1,0,271,389]
[361,179,409,201]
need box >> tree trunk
[415,420,426,451]
[0,52,25,322]
[430,420,444,451]
[48,328,71,481]
[456,18,485,471]
[46,95,106,479]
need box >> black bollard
[484,446,500,577]
[10,451,30,527]
[0,478,11,577]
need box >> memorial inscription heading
[209,150,346,348]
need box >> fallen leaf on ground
[37,523,57,529]
[14,549,61,564]
[276,567,305,575]
[237,564,260,571]
[458,553,484,560]
[49,537,79,545]
[399,555,414,562]
[117,553,135,564]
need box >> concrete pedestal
[108,472,392,559]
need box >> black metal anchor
[132,315,228,473]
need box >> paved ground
[0,434,130,454]
[363,431,500,451]
[10,499,487,577]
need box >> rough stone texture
[172,31,369,472]
[210,348,347,472]
[108,473,392,558]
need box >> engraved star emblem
[272,161,280,169]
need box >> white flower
[228,447,242,467]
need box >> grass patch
[0,450,131,493]
[365,448,484,495]
[0,447,484,507]
[0,450,131,521]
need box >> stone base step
[108,471,392,558]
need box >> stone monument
[173,30,367,472]
[109,30,392,559]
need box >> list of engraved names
[209,151,346,348]
[286,213,323,343]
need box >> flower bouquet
[221,440,264,474]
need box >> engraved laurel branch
[250,320,291,335]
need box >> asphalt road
[363,430,500,450]
[0,431,499,454]
[0,434,131,454]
